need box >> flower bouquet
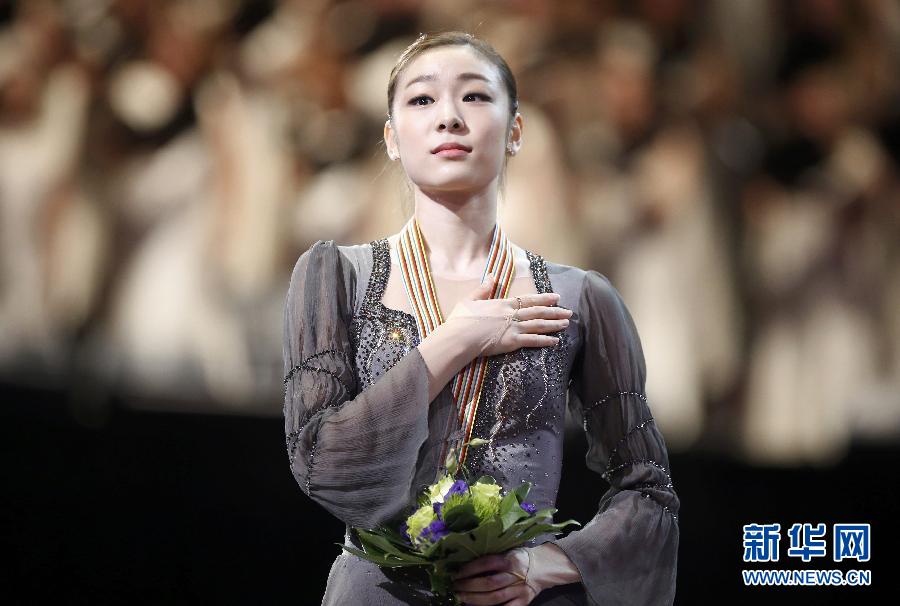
[338,439,580,604]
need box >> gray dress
[283,239,680,606]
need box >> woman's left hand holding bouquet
[450,547,540,605]
[452,541,582,605]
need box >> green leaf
[498,490,519,514]
[553,518,582,531]
[532,507,558,520]
[488,517,582,553]
[336,544,426,567]
[475,475,496,485]
[498,489,530,531]
[377,523,413,546]
[356,529,410,559]
[512,482,532,503]
[500,503,531,531]
[511,524,553,544]
[443,502,480,533]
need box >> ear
[384,119,398,160]
[507,112,524,156]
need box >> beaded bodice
[347,239,573,506]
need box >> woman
[283,32,679,606]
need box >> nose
[436,100,465,132]
[438,116,463,131]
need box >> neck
[411,181,500,276]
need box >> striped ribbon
[394,216,516,476]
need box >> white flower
[427,475,455,504]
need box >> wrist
[419,321,477,377]
[436,318,481,361]
[527,543,582,590]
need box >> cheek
[475,121,509,163]
[392,115,427,146]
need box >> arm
[283,240,475,529]
[418,320,478,403]
[547,270,680,606]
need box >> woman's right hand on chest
[444,273,573,358]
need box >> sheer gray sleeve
[549,270,680,606]
[282,240,432,529]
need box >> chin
[410,165,500,195]
[415,176,496,196]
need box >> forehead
[398,45,501,87]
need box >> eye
[408,95,433,106]
[463,92,492,102]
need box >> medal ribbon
[394,216,516,475]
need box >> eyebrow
[404,72,492,89]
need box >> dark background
[2,2,899,603]
[3,381,894,605]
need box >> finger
[472,274,497,299]
[514,305,573,321]
[453,554,511,580]
[515,318,569,334]
[453,570,520,592]
[514,333,560,348]
[513,292,560,308]
[455,584,523,606]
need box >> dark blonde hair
[386,31,519,121]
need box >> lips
[431,142,472,154]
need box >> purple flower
[433,501,443,518]
[521,501,537,515]
[428,519,449,540]
[399,520,411,543]
[444,480,468,500]
[419,519,449,543]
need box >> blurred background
[2,0,898,603]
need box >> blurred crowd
[1,0,898,464]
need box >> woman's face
[385,46,522,196]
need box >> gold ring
[511,309,520,322]
[509,571,527,584]
[515,296,522,310]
